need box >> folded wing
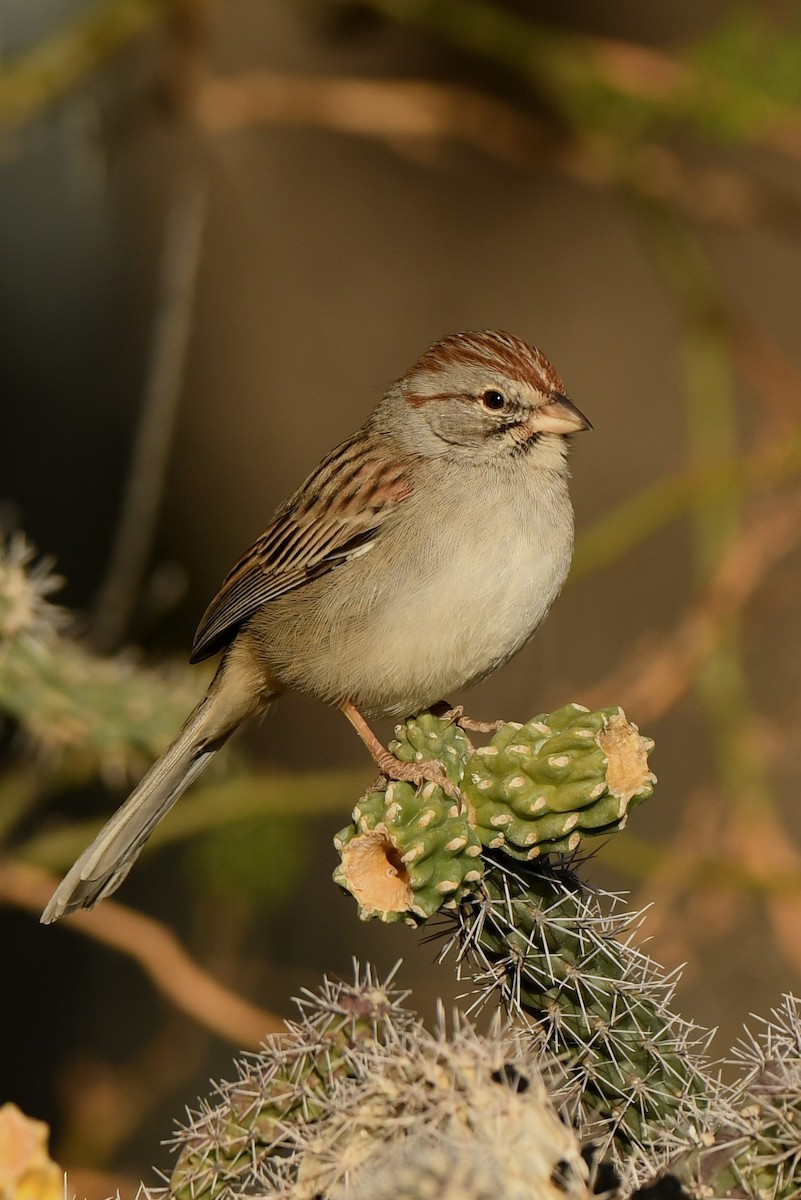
[191,431,413,663]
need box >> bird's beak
[529,392,592,435]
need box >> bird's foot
[340,697,462,805]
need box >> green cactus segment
[170,971,415,1200]
[0,535,206,777]
[333,775,483,924]
[332,712,481,923]
[458,858,710,1150]
[463,704,655,860]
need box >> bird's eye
[482,389,507,411]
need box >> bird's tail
[41,653,268,923]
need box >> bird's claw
[436,703,506,735]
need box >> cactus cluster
[164,968,589,1200]
[155,959,801,1200]
[146,690,799,1199]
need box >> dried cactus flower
[333,775,483,923]
[0,1104,62,1200]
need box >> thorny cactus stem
[442,857,713,1157]
[721,994,801,1198]
[465,705,655,860]
[169,967,417,1200]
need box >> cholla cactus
[332,707,697,1162]
[325,1034,590,1200]
[334,706,654,922]
[164,967,589,1200]
[723,994,801,1197]
[154,960,801,1200]
[0,534,64,645]
[334,711,482,922]
[169,966,417,1200]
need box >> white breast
[337,459,574,716]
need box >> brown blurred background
[2,0,801,1193]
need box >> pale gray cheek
[425,401,489,448]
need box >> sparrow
[42,329,590,922]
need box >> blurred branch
[6,0,801,156]
[0,768,43,840]
[732,313,801,430]
[0,858,284,1044]
[572,292,801,582]
[626,209,801,981]
[194,70,801,239]
[4,2,801,239]
[643,209,770,806]
[91,179,207,654]
[597,825,801,898]
[57,1009,213,1172]
[196,70,549,163]
[0,0,172,132]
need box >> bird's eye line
[481,389,507,411]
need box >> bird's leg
[432,702,506,735]
[339,698,462,803]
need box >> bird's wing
[190,432,413,663]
